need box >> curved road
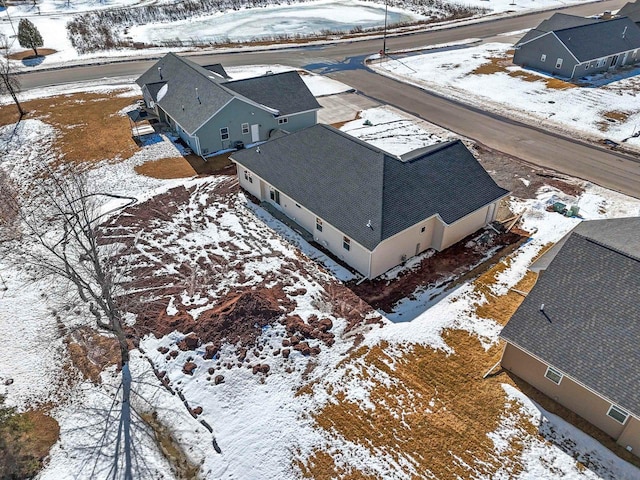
[16,0,640,197]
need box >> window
[607,405,628,424]
[316,218,323,232]
[270,189,280,205]
[544,366,563,385]
[555,58,563,69]
[540,54,546,62]
[343,236,351,251]
[278,117,288,125]
[597,58,606,67]
[421,226,426,233]
[243,170,253,183]
[241,123,249,134]
[220,127,229,140]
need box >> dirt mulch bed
[134,151,235,179]
[8,49,57,60]
[349,229,525,313]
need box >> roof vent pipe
[623,26,628,38]
[195,87,201,104]
[540,303,545,311]
[158,66,163,80]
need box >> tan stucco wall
[369,217,437,279]
[437,204,494,251]
[501,343,633,442]
[618,417,640,455]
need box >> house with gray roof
[513,13,640,78]
[500,217,640,457]
[231,124,509,278]
[618,0,640,24]
[136,53,321,156]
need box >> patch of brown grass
[471,49,514,75]
[66,326,120,383]
[135,157,197,179]
[296,450,377,479]
[0,92,138,164]
[544,77,577,89]
[8,49,57,60]
[603,110,630,122]
[305,331,535,478]
[140,412,201,479]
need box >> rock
[182,361,197,375]
[178,333,200,351]
[204,344,219,360]
[252,364,261,375]
[157,346,169,354]
[273,349,281,356]
[4,378,13,386]
[208,367,215,375]
[192,406,203,416]
[169,350,179,358]
[294,342,311,356]
[318,318,333,332]
[310,346,321,356]
[237,348,247,362]
[260,364,270,374]
[214,375,225,385]
[290,335,301,346]
[282,348,290,359]
[282,339,291,347]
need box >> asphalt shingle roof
[500,217,640,417]
[618,1,640,22]
[136,54,319,134]
[222,71,321,116]
[231,124,508,251]
[517,13,600,45]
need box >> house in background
[513,13,640,78]
[500,217,640,457]
[231,124,509,279]
[135,53,321,156]
[618,0,640,24]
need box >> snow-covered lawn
[1,0,600,68]
[2,75,640,479]
[371,42,640,149]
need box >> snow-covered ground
[1,0,600,69]
[371,42,640,148]
[2,73,640,479]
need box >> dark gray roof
[202,63,230,79]
[517,13,600,45]
[231,124,508,251]
[136,54,318,134]
[501,217,640,417]
[554,17,640,61]
[618,1,640,22]
[223,71,321,116]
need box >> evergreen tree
[17,18,43,57]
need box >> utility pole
[382,0,388,55]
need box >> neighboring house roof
[517,13,600,45]
[500,217,640,417]
[136,53,319,134]
[618,1,640,22]
[202,63,230,79]
[231,124,508,251]
[223,72,321,116]
[517,15,640,62]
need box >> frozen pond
[130,0,425,44]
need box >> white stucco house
[231,124,509,279]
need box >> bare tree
[0,33,24,117]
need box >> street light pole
[382,0,388,55]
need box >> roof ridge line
[576,233,640,263]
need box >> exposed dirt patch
[134,156,197,179]
[471,49,515,75]
[0,92,138,164]
[597,110,632,132]
[8,49,57,60]
[66,326,121,383]
[508,70,577,89]
[349,230,524,313]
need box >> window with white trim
[316,218,323,232]
[243,169,253,183]
[278,117,288,125]
[555,58,563,69]
[540,54,546,62]
[220,127,229,140]
[544,366,563,385]
[343,236,351,251]
[241,123,249,134]
[607,405,628,424]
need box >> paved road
[14,0,640,197]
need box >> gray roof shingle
[500,217,640,417]
[618,1,640,22]
[517,13,600,45]
[136,54,319,134]
[231,124,508,251]
[222,71,321,116]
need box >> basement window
[241,123,249,134]
[540,54,546,62]
[278,117,288,125]
[421,226,426,233]
[555,58,563,69]
[607,405,629,424]
[316,218,323,232]
[220,127,229,141]
[343,236,351,251]
[544,366,563,385]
